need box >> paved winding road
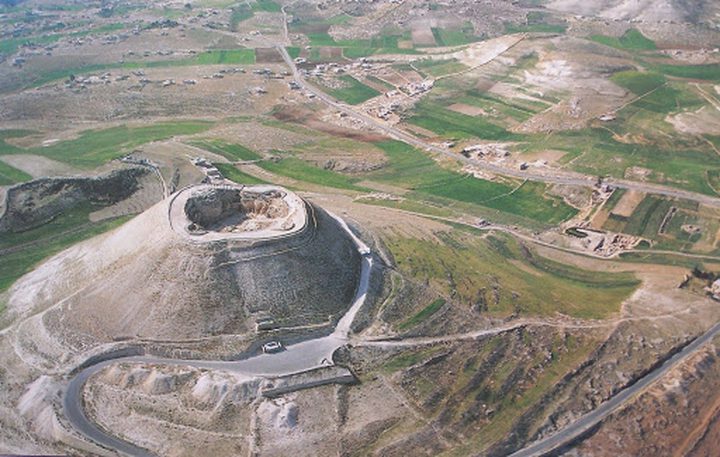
[62,211,373,457]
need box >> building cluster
[191,157,224,184]
[460,143,510,160]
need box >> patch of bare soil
[257,386,341,457]
[611,189,645,217]
[0,64,290,129]
[255,47,284,63]
[667,106,720,136]
[590,208,611,229]
[0,154,81,178]
[411,25,436,46]
[447,103,488,116]
[520,149,568,165]
[272,105,386,142]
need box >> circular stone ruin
[174,185,307,241]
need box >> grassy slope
[386,231,638,320]
[0,160,32,185]
[590,29,656,51]
[187,139,261,161]
[0,204,131,294]
[0,121,213,168]
[258,157,367,191]
[215,163,268,184]
[398,298,447,330]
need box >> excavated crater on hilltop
[184,188,293,234]
[179,186,305,238]
[8,184,362,355]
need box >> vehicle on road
[262,341,284,353]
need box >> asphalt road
[275,46,720,209]
[508,321,720,457]
[62,210,373,456]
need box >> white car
[262,341,284,354]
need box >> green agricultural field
[590,29,656,51]
[258,157,366,191]
[285,46,301,59]
[229,0,280,27]
[611,71,666,95]
[214,163,268,185]
[291,136,379,159]
[414,59,469,78]
[634,85,692,113]
[195,49,256,65]
[367,140,442,187]
[302,29,419,58]
[603,188,626,212]
[505,22,567,34]
[398,298,447,330]
[0,130,33,155]
[430,23,479,47]
[505,12,567,34]
[386,231,638,319]
[0,130,35,140]
[621,196,672,237]
[252,0,281,12]
[324,75,380,104]
[367,141,576,225]
[0,121,213,168]
[550,128,720,196]
[0,160,31,185]
[407,100,511,140]
[343,46,420,58]
[0,204,131,294]
[650,62,720,81]
[418,179,577,225]
[188,139,261,161]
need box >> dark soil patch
[272,105,387,142]
[255,47,285,63]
